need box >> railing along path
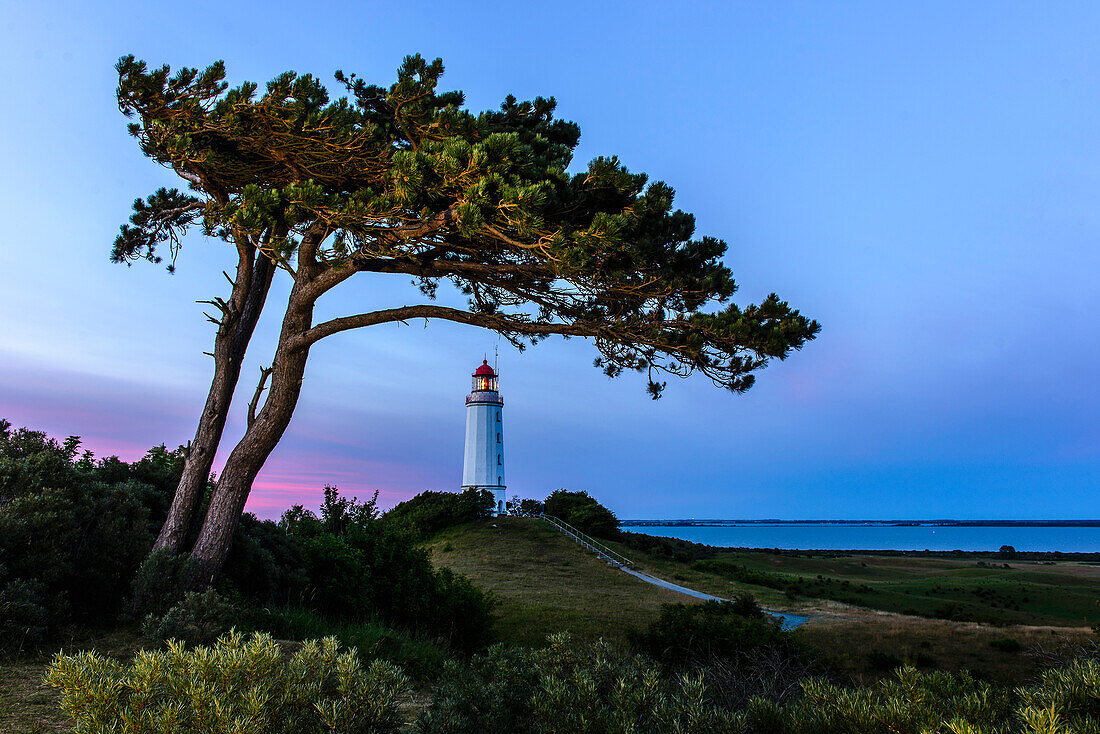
[538,515,636,568]
[537,514,810,629]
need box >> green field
[426,518,1097,682]
[607,540,1100,628]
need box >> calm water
[620,523,1100,552]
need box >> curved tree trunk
[154,251,275,553]
[187,279,316,585]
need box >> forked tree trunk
[154,252,275,553]
[186,281,316,585]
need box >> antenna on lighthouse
[494,344,499,373]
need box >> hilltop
[423,517,690,646]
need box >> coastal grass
[423,517,693,647]
[608,539,1099,628]
[425,518,1096,681]
[798,614,1095,684]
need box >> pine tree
[114,54,820,582]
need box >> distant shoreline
[621,520,1100,527]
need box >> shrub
[431,568,496,653]
[0,578,52,652]
[142,589,237,646]
[222,512,309,605]
[243,606,449,681]
[45,631,409,733]
[629,598,788,667]
[282,487,495,651]
[542,489,620,540]
[381,488,493,541]
[866,650,903,672]
[414,633,736,733]
[129,548,195,619]
[763,666,1016,733]
[506,497,545,516]
[1017,658,1100,730]
[0,420,182,645]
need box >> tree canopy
[114,53,819,398]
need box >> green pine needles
[113,53,818,398]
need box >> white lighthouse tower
[462,360,507,516]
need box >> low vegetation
[2,418,1098,732]
[614,534,1098,629]
[45,631,409,733]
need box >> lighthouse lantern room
[462,360,507,515]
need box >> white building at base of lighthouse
[461,360,507,516]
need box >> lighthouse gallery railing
[539,515,636,568]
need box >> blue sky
[1,2,1097,519]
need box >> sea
[619,521,1100,553]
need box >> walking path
[539,515,810,630]
[620,565,809,630]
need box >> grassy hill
[424,517,692,646]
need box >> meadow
[427,518,1096,682]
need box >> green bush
[629,599,788,667]
[381,487,493,541]
[281,487,495,651]
[1017,659,1100,730]
[507,497,545,516]
[45,631,409,733]
[543,489,620,540]
[731,660,1100,733]
[0,419,181,647]
[243,606,448,681]
[129,548,195,619]
[414,633,737,733]
[431,567,496,653]
[0,578,52,651]
[222,512,309,605]
[142,589,237,646]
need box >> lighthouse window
[498,476,502,485]
[497,455,502,465]
[496,411,501,422]
[497,432,501,443]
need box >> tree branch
[288,305,597,351]
[247,365,274,428]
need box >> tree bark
[186,276,316,584]
[153,251,275,553]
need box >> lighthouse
[462,360,507,516]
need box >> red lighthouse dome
[471,359,499,393]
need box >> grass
[606,537,1099,628]
[0,628,149,733]
[427,519,1097,681]
[424,517,693,646]
[798,614,1093,684]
